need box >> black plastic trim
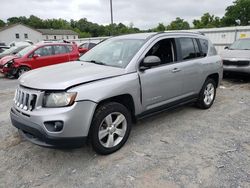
[136,95,198,120]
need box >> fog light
[44,121,64,132]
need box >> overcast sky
[0,0,234,29]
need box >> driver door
[138,38,183,111]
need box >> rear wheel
[90,102,132,155]
[196,79,216,109]
[16,66,30,78]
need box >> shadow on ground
[223,72,250,84]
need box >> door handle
[171,68,181,73]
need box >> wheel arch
[206,73,219,88]
[95,94,136,122]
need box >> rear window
[179,38,196,60]
[65,45,73,52]
[54,45,67,55]
[199,39,209,57]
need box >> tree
[222,0,250,26]
[166,17,190,30]
[155,23,166,32]
[7,17,20,24]
[0,19,5,28]
[193,13,221,28]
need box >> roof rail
[157,30,205,36]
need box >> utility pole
[110,0,114,36]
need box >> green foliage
[167,17,190,30]
[222,0,250,26]
[193,13,222,28]
[4,15,140,38]
[154,23,166,32]
[0,19,5,28]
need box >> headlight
[43,92,77,107]
[3,60,14,68]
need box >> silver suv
[10,32,223,154]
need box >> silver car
[10,32,223,154]
[221,38,250,74]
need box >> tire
[15,66,30,78]
[90,102,132,155]
[196,78,217,109]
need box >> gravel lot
[0,74,249,188]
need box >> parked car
[0,46,10,53]
[0,45,29,59]
[10,32,222,154]
[221,38,250,74]
[78,42,97,55]
[0,43,79,78]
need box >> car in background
[78,42,97,55]
[0,43,79,78]
[221,38,250,74]
[0,45,30,59]
[0,46,10,53]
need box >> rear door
[53,45,70,64]
[66,45,79,61]
[175,37,204,96]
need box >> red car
[78,42,97,55]
[0,43,79,78]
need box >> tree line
[0,0,249,37]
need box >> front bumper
[223,65,250,74]
[0,66,15,75]
[10,100,97,148]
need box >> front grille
[223,60,250,66]
[14,88,38,111]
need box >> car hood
[19,61,126,90]
[0,55,16,65]
[220,49,250,59]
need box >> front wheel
[90,102,132,155]
[15,66,30,78]
[196,79,217,109]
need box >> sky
[0,0,234,29]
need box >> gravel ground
[0,74,249,188]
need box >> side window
[199,39,209,57]
[54,45,67,55]
[193,39,202,57]
[89,43,96,49]
[145,38,176,65]
[34,46,53,57]
[65,45,73,52]
[80,43,88,48]
[179,38,196,60]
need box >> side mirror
[32,54,40,58]
[224,46,229,50]
[140,56,161,70]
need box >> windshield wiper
[85,60,106,65]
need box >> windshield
[230,39,250,50]
[80,38,145,68]
[16,45,36,57]
[0,46,18,55]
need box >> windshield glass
[17,45,36,57]
[80,38,145,68]
[230,39,250,50]
[0,47,18,55]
